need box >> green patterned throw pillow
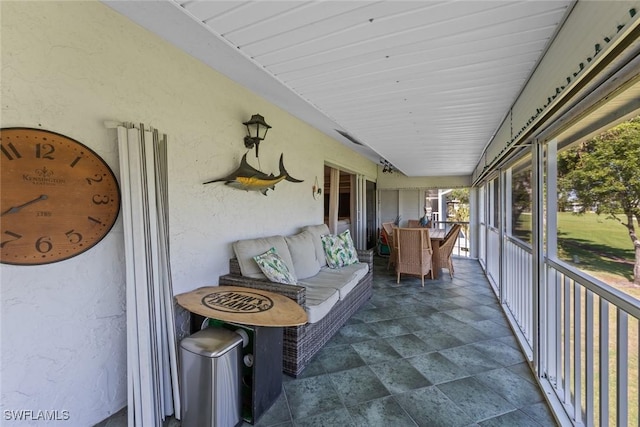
[321,230,359,268]
[253,247,297,285]
[338,230,359,265]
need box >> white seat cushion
[299,262,369,300]
[304,286,339,323]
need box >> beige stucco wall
[0,1,376,424]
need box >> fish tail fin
[203,178,223,185]
[278,154,304,183]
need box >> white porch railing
[486,227,500,292]
[503,236,534,354]
[481,225,640,426]
[542,259,639,427]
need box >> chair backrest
[382,222,396,246]
[440,224,462,258]
[382,222,394,236]
[407,219,422,228]
[394,227,432,266]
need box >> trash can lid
[180,327,243,358]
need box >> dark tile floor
[244,256,558,427]
[98,256,559,427]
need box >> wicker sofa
[217,224,374,377]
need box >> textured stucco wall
[0,1,376,425]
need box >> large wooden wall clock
[0,128,121,265]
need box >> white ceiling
[104,0,573,177]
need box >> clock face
[0,128,121,265]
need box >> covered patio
[2,1,639,426]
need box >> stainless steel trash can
[180,327,244,427]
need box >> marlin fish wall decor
[204,153,303,195]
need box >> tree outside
[558,116,640,285]
[511,167,532,243]
[447,188,469,217]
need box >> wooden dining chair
[382,222,397,270]
[438,224,462,278]
[394,227,433,287]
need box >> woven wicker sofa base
[218,249,373,377]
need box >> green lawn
[556,211,637,283]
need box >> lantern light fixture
[243,114,271,157]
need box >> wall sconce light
[243,113,271,158]
[380,159,395,174]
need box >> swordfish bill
[204,153,303,195]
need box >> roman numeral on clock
[1,143,21,160]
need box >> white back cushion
[233,235,295,279]
[285,231,321,280]
[302,224,331,267]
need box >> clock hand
[1,194,48,216]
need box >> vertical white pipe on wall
[469,187,479,259]
[544,139,559,384]
[497,171,505,303]
[499,169,507,304]
[438,189,449,227]
[532,139,544,375]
